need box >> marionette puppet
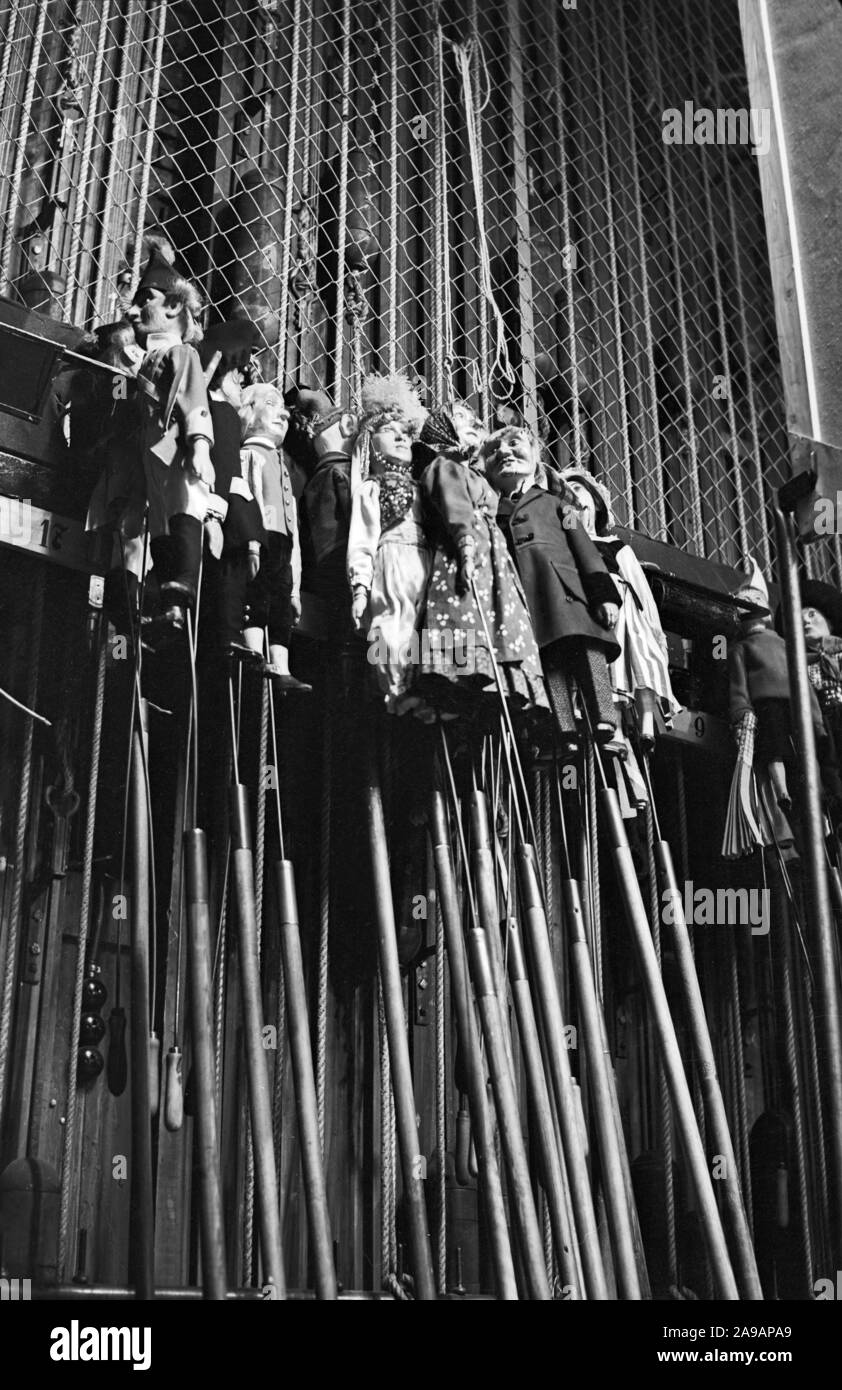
[127,248,214,637]
[482,424,621,749]
[81,321,148,637]
[722,560,839,856]
[346,372,431,712]
[283,385,357,639]
[413,402,548,718]
[195,319,268,664]
[561,468,681,747]
[237,384,310,691]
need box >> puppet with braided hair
[346,372,431,710]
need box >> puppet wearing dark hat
[285,384,358,637]
[127,247,214,634]
[778,580,842,801]
[485,424,621,747]
[196,319,268,662]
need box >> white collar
[243,434,277,450]
[144,331,183,353]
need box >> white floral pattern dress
[415,456,548,714]
[347,461,432,710]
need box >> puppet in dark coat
[483,424,620,746]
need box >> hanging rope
[332,0,352,405]
[547,0,580,468]
[93,0,141,322]
[0,571,44,1130]
[0,0,49,292]
[0,1,21,127]
[63,0,112,321]
[585,742,603,1002]
[130,0,168,289]
[57,609,106,1281]
[378,979,396,1287]
[802,970,830,1266]
[275,0,303,388]
[387,0,399,372]
[452,38,515,405]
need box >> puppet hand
[188,439,215,490]
[204,517,224,561]
[247,550,260,582]
[351,586,369,630]
[291,592,302,626]
[596,602,619,630]
[456,537,477,597]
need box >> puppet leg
[264,534,311,693]
[541,644,579,749]
[575,643,616,743]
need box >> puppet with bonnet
[562,467,681,747]
[347,371,431,710]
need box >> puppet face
[99,325,145,375]
[803,606,832,641]
[566,481,597,538]
[371,418,413,466]
[241,386,290,445]
[484,429,538,496]
[452,404,486,454]
[128,286,183,344]
[317,411,358,457]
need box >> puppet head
[481,425,541,497]
[128,248,205,347]
[354,372,427,479]
[735,557,772,630]
[239,384,290,448]
[284,385,359,471]
[773,578,842,643]
[93,321,145,376]
[415,402,487,471]
[200,318,261,405]
[561,468,616,538]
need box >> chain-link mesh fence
[0,0,832,581]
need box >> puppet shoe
[263,665,312,692]
[595,720,617,745]
[227,641,263,667]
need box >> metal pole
[364,728,437,1300]
[429,779,519,1300]
[274,860,337,1299]
[598,785,740,1299]
[130,708,154,1300]
[651,831,763,1298]
[516,844,609,1300]
[184,830,227,1300]
[774,503,842,1265]
[230,785,286,1297]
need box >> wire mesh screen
[0,0,830,578]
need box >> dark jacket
[495,485,621,656]
[206,397,266,552]
[299,451,353,584]
[729,624,822,729]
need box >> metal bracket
[783,432,842,541]
[414,958,432,1027]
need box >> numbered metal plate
[0,494,92,572]
[660,707,730,756]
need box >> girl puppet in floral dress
[413,402,549,719]
[347,372,431,711]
